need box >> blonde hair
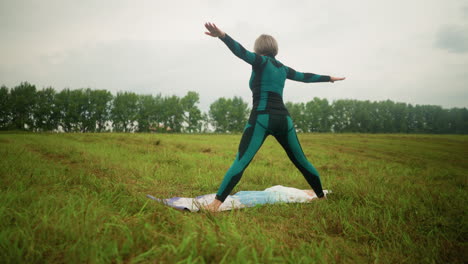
[254,34,278,57]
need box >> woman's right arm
[205,22,264,66]
[218,33,264,66]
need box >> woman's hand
[204,22,226,38]
[330,76,346,83]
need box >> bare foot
[201,199,222,212]
[302,189,316,197]
[302,189,328,200]
[319,192,328,199]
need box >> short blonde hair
[254,34,278,57]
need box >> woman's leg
[274,116,324,197]
[215,114,269,202]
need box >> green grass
[0,132,466,263]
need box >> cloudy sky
[1,0,467,111]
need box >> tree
[353,100,373,133]
[55,89,74,132]
[285,102,307,132]
[228,96,249,132]
[370,101,383,133]
[70,89,88,132]
[200,112,211,133]
[343,99,372,133]
[161,95,184,133]
[422,105,447,134]
[393,102,409,133]
[111,91,139,132]
[331,100,351,133]
[447,107,468,134]
[136,94,159,132]
[89,89,113,132]
[209,96,249,133]
[304,97,332,132]
[2,81,467,134]
[0,86,11,130]
[34,87,58,131]
[10,82,37,130]
[209,98,229,132]
[181,91,202,133]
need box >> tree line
[286,98,467,134]
[1,82,467,134]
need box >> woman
[203,22,345,212]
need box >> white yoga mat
[147,185,330,212]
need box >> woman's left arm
[286,66,346,83]
[286,66,331,83]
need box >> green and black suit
[215,34,330,202]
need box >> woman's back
[249,55,289,114]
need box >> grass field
[0,132,466,263]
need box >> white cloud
[435,24,468,53]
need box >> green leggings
[215,113,324,202]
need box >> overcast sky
[1,0,467,111]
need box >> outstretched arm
[204,22,264,66]
[286,66,346,83]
